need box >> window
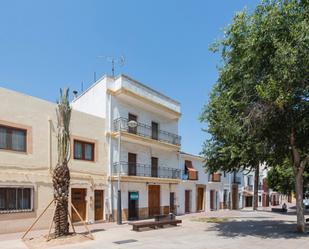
[74,140,94,161]
[0,187,32,212]
[0,125,27,152]
[151,122,159,140]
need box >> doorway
[148,185,160,217]
[94,190,104,221]
[71,188,87,222]
[210,190,217,210]
[151,122,159,140]
[128,113,137,134]
[151,157,158,177]
[170,192,175,214]
[128,191,139,220]
[128,153,137,176]
[197,187,204,211]
[245,196,253,207]
[185,190,191,213]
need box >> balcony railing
[113,162,181,179]
[209,173,221,182]
[244,185,253,192]
[113,118,181,146]
[232,177,242,184]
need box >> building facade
[0,87,107,233]
[1,74,274,234]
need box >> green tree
[201,0,309,232]
[267,159,309,195]
[266,159,295,195]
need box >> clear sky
[0,0,259,155]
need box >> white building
[72,74,181,220]
[177,152,207,214]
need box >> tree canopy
[201,0,309,232]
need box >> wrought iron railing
[113,118,181,146]
[244,185,253,191]
[113,162,181,179]
[233,177,242,184]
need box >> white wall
[71,77,110,118]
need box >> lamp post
[117,119,138,225]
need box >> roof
[71,73,180,107]
[180,151,205,161]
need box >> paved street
[0,209,308,249]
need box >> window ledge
[0,209,33,214]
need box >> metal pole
[117,119,122,224]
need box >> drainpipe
[108,93,114,221]
[48,117,53,174]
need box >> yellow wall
[0,87,108,233]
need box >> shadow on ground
[206,219,309,239]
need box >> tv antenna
[97,55,125,77]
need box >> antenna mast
[97,55,125,77]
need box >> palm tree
[52,88,72,237]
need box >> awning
[185,160,198,180]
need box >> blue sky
[0,0,259,155]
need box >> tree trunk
[294,166,305,233]
[253,164,259,211]
[290,128,305,233]
[53,163,70,237]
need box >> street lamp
[117,119,138,224]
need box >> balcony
[182,171,199,181]
[209,173,221,182]
[113,118,181,146]
[244,185,253,192]
[113,162,181,179]
[232,177,242,184]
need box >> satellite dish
[128,120,138,128]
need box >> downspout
[108,92,114,221]
[48,117,53,174]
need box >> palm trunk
[253,164,259,210]
[53,163,70,237]
[53,88,72,238]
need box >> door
[151,122,159,140]
[128,192,139,220]
[197,188,204,211]
[94,190,104,221]
[185,190,190,213]
[128,113,137,134]
[170,192,175,214]
[148,185,160,217]
[151,157,158,177]
[210,190,214,210]
[71,188,87,222]
[128,153,137,176]
[245,196,253,207]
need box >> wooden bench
[128,219,182,231]
[154,214,175,221]
[271,208,287,213]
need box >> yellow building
[0,87,107,234]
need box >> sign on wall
[130,191,139,201]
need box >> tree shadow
[206,219,309,239]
